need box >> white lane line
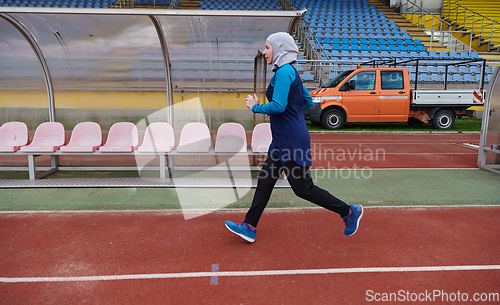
[2,265,499,283]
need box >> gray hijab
[266,32,298,71]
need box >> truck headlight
[312,97,322,103]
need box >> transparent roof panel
[0,8,303,130]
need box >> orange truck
[304,62,486,130]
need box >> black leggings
[245,152,350,227]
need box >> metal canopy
[478,66,500,175]
[0,8,304,131]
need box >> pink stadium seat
[251,123,272,153]
[176,122,211,153]
[20,122,65,153]
[60,122,102,153]
[215,122,247,153]
[0,121,29,152]
[99,122,138,153]
[138,122,175,153]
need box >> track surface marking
[1,207,499,304]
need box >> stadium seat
[176,122,211,153]
[20,122,65,153]
[430,74,441,81]
[60,122,102,153]
[251,123,272,153]
[428,51,439,58]
[99,122,138,153]
[215,122,247,153]
[419,74,431,82]
[464,74,475,82]
[0,121,28,152]
[302,72,314,81]
[416,45,426,52]
[137,122,175,153]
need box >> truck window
[322,70,353,88]
[381,71,404,90]
[351,71,376,90]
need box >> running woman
[225,32,363,243]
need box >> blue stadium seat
[409,51,419,58]
[341,50,351,57]
[302,72,314,81]
[379,45,389,51]
[428,51,439,58]
[464,74,475,82]
[420,74,431,81]
[361,50,371,57]
[380,51,390,58]
[407,45,416,51]
[470,66,481,74]
[431,74,441,81]
[331,50,341,57]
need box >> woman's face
[263,41,273,65]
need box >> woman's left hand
[245,93,259,110]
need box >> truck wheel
[321,108,345,130]
[431,109,455,130]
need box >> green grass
[306,117,482,132]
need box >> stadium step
[178,0,198,9]
[368,0,450,53]
[442,0,500,52]
[113,0,133,8]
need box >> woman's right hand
[245,93,259,110]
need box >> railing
[168,0,178,9]
[444,1,500,47]
[296,57,487,92]
[400,0,480,55]
[278,0,330,86]
[114,0,178,9]
[278,0,295,11]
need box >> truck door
[377,70,408,122]
[342,70,377,122]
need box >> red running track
[309,133,480,169]
[0,207,499,304]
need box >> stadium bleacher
[0,0,116,7]
[198,0,281,10]
[293,0,493,84]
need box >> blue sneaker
[341,205,363,236]
[225,221,256,243]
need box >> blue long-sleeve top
[251,64,313,167]
[251,64,313,115]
